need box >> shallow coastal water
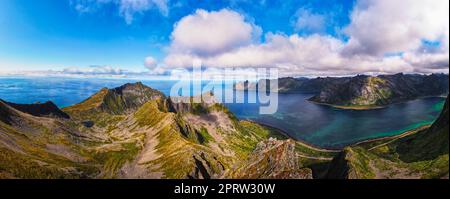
[0,76,445,148]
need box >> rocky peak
[168,92,217,115]
[101,82,166,114]
[65,82,166,115]
[111,82,145,94]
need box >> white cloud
[164,33,418,76]
[62,65,126,75]
[144,56,158,69]
[292,8,325,33]
[169,9,261,56]
[71,0,169,24]
[162,1,449,77]
[343,0,449,57]
[119,0,169,24]
[0,65,175,79]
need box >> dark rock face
[81,121,95,128]
[3,100,70,119]
[325,148,352,179]
[187,152,225,179]
[167,97,193,114]
[167,92,216,115]
[0,100,14,124]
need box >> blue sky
[0,0,354,71]
[0,0,448,77]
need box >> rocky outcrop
[188,152,226,179]
[227,138,313,179]
[326,147,374,179]
[168,92,217,115]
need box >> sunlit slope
[1,83,332,179]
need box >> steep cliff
[225,138,313,179]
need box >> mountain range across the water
[235,73,449,109]
[0,80,448,179]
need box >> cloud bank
[162,0,449,77]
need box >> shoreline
[244,119,341,152]
[307,99,386,110]
[247,119,432,152]
[352,125,431,147]
[307,95,447,111]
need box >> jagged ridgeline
[0,82,335,179]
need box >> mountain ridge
[1,82,328,179]
[1,82,448,179]
[235,73,448,109]
[310,73,448,108]
[3,100,70,119]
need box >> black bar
[1,180,448,198]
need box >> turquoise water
[0,76,445,148]
[225,91,445,148]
